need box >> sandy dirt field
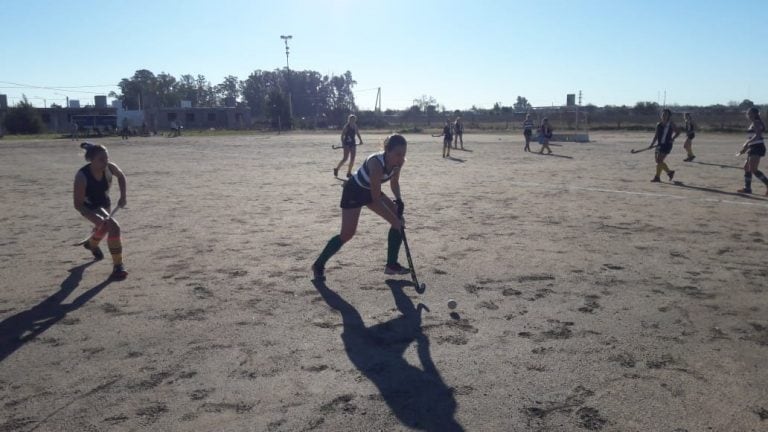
[0,131,766,432]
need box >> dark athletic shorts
[444,137,452,146]
[747,143,766,157]
[523,129,532,137]
[343,140,356,149]
[656,144,672,155]
[340,178,373,209]
[686,132,695,140]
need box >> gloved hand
[394,198,404,218]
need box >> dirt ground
[0,131,766,432]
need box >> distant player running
[736,107,768,195]
[538,118,554,154]
[649,109,680,183]
[522,114,534,152]
[312,134,410,281]
[682,112,696,162]
[73,143,128,280]
[453,116,465,150]
[437,120,453,158]
[334,114,363,178]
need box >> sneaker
[667,170,675,181]
[110,264,128,280]
[651,176,661,183]
[689,155,695,162]
[737,188,752,194]
[384,263,410,275]
[333,168,339,177]
[83,242,104,260]
[346,172,352,178]
[311,264,325,281]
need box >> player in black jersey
[313,135,409,281]
[682,112,696,162]
[334,114,363,178]
[737,107,768,195]
[73,143,128,280]
[453,116,464,150]
[538,118,553,154]
[437,120,453,158]
[649,109,680,183]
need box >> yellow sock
[686,148,693,157]
[107,236,123,266]
[661,162,670,173]
[655,164,663,177]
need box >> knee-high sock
[660,162,670,173]
[88,223,108,249]
[655,163,663,177]
[744,172,753,190]
[107,236,123,266]
[314,235,343,269]
[387,228,403,266]
[755,170,768,186]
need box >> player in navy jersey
[737,107,768,195]
[682,112,696,162]
[649,109,680,183]
[313,134,409,281]
[334,114,363,178]
[73,143,128,280]
[522,114,534,152]
[453,116,464,150]
[437,120,453,158]
[538,118,554,154]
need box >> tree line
[108,69,358,129]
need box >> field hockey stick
[630,144,656,154]
[431,134,442,137]
[331,142,363,150]
[73,205,121,246]
[400,224,424,290]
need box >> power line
[0,80,117,94]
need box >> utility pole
[280,35,293,127]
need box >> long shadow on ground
[688,160,743,170]
[668,181,768,201]
[0,262,114,363]
[312,278,463,431]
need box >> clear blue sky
[1,0,765,110]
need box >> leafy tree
[633,101,659,115]
[2,95,44,134]
[513,96,531,111]
[738,99,755,110]
[266,89,291,129]
[216,75,240,107]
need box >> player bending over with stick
[334,114,363,178]
[737,107,768,195]
[74,143,128,280]
[649,109,680,183]
[313,134,410,281]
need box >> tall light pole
[280,35,293,126]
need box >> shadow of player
[311,278,463,431]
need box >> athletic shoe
[83,242,104,260]
[384,263,410,275]
[667,170,675,181]
[311,264,325,281]
[689,155,695,162]
[110,264,128,280]
[333,168,338,177]
[651,176,661,183]
[346,173,352,178]
[737,188,752,194]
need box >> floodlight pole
[280,35,293,127]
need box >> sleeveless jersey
[454,121,463,133]
[655,121,675,146]
[685,120,695,134]
[352,152,396,190]
[343,124,357,145]
[748,120,765,145]
[443,125,453,140]
[79,164,111,208]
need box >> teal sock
[387,228,402,266]
[314,235,343,269]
